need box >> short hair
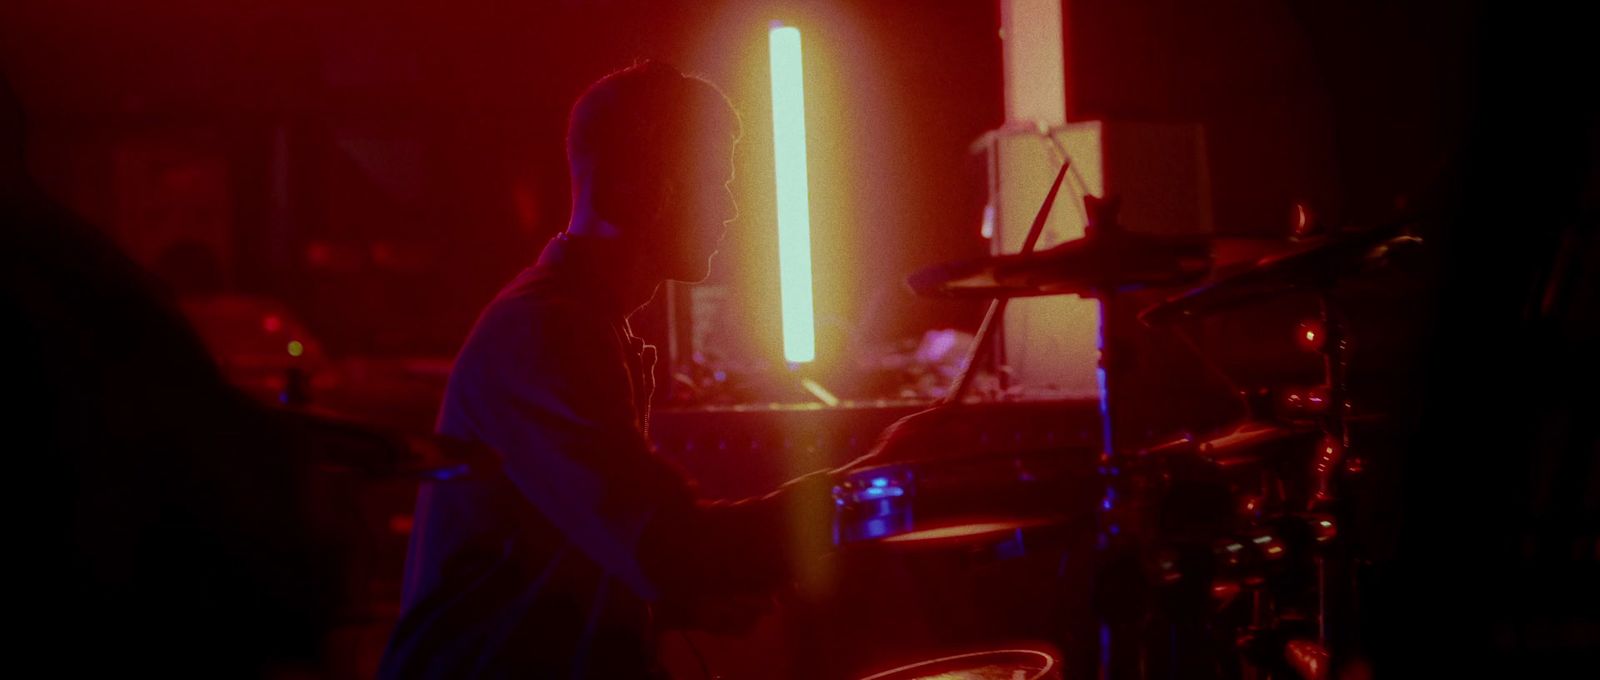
[565,60,740,195]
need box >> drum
[794,446,1098,679]
[857,647,1063,680]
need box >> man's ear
[636,177,679,232]
[594,168,660,229]
[654,177,680,217]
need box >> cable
[678,630,715,680]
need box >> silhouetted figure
[3,76,340,677]
[377,61,875,679]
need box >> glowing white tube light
[769,24,816,364]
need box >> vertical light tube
[769,24,816,364]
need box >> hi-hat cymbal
[1142,420,1318,468]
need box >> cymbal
[1142,420,1317,468]
[907,228,1213,299]
[1140,221,1422,325]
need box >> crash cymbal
[907,227,1213,299]
[1140,220,1423,325]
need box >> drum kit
[831,170,1422,679]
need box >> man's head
[566,60,740,282]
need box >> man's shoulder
[438,276,620,423]
[474,268,605,331]
[455,277,616,371]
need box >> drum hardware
[937,158,1073,411]
[901,190,1222,679]
[1140,219,1422,675]
[883,174,1422,676]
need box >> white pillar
[1000,0,1068,127]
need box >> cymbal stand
[1309,288,1358,675]
[941,160,1073,407]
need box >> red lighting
[306,241,332,266]
[262,315,283,333]
[371,242,396,265]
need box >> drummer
[378,61,924,679]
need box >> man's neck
[561,214,662,317]
[564,208,623,240]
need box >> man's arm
[452,299,837,603]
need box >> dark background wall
[3,0,1469,364]
[1,0,1004,363]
